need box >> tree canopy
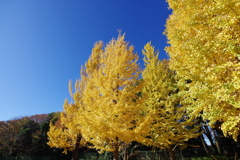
[77,34,150,160]
[141,42,201,159]
[165,0,240,140]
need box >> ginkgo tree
[47,40,104,160]
[141,43,201,160]
[165,0,240,140]
[76,34,151,160]
[47,100,86,160]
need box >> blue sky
[0,0,171,121]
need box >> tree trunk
[215,140,221,154]
[200,135,210,156]
[72,134,81,160]
[168,145,176,160]
[213,130,221,154]
[113,148,119,160]
[113,137,119,160]
[203,125,218,154]
[123,143,127,160]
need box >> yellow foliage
[47,100,86,154]
[76,34,150,153]
[142,42,201,149]
[47,42,100,154]
[165,0,240,140]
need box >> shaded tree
[15,119,40,155]
[0,117,29,156]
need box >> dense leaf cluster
[166,0,240,140]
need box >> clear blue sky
[0,0,171,121]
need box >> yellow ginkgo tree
[165,0,240,140]
[78,34,150,160]
[141,43,201,160]
[47,100,86,160]
[47,40,104,160]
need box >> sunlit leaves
[141,43,200,150]
[166,0,240,140]
[78,34,149,155]
[47,101,86,154]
